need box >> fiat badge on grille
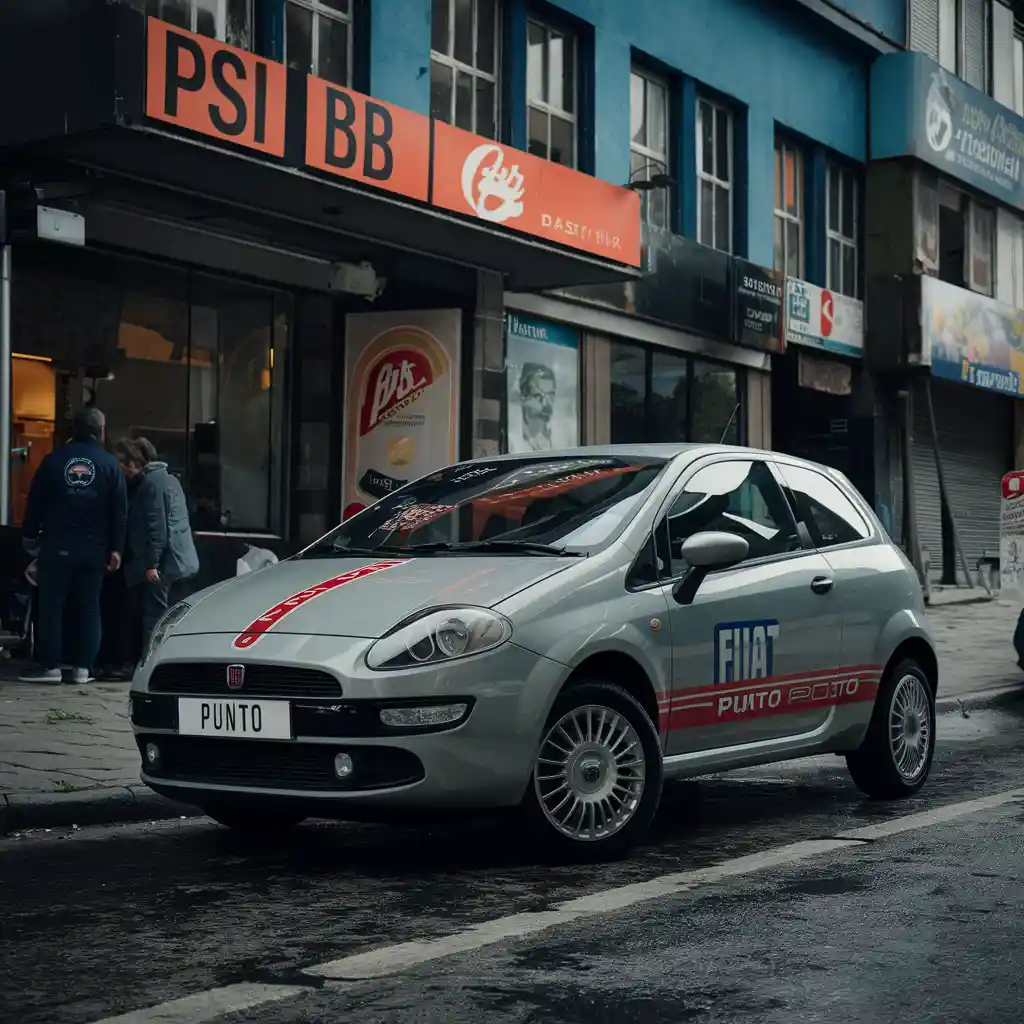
[226,664,245,690]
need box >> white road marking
[86,786,1024,1024]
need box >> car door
[660,455,843,756]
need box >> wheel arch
[883,636,939,696]
[560,651,662,735]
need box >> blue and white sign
[872,51,1024,211]
[505,313,580,454]
[785,279,864,359]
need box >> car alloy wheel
[534,704,647,842]
[888,672,932,782]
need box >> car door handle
[810,576,834,595]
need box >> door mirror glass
[680,530,749,569]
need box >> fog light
[334,752,354,779]
[144,742,160,768]
[379,703,468,728]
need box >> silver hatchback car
[131,445,937,860]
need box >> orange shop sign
[145,18,286,157]
[432,122,642,267]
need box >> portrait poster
[342,310,461,520]
[505,313,580,454]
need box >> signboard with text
[785,278,864,358]
[1001,471,1024,598]
[733,260,784,352]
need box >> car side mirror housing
[671,531,749,606]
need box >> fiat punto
[131,445,938,860]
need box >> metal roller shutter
[911,380,1011,582]
[909,0,940,61]
[962,0,989,92]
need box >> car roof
[458,443,773,463]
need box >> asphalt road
[2,694,1023,1024]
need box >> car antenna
[717,402,740,444]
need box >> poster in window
[342,310,461,520]
[505,313,580,454]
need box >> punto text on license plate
[177,698,291,739]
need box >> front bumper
[131,631,564,814]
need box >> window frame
[526,17,578,168]
[826,161,860,299]
[630,65,672,231]
[696,96,734,254]
[147,0,254,46]
[284,0,354,87]
[774,136,804,279]
[430,0,501,139]
[968,197,995,296]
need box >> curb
[926,595,996,608]
[0,784,197,836]
[936,682,1024,714]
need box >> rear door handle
[810,576,834,595]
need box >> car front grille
[149,662,342,698]
[139,736,425,792]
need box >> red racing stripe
[232,560,407,649]
[657,664,883,706]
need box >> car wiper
[407,539,583,556]
[299,543,412,558]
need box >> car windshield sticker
[714,619,780,684]
[232,560,407,649]
[64,457,97,488]
[376,504,457,533]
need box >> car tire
[846,657,936,800]
[205,805,306,834]
[520,679,664,863]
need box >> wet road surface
[2,694,1023,1024]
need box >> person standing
[115,438,199,655]
[19,407,127,684]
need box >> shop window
[630,67,671,231]
[285,0,353,88]
[527,19,577,167]
[826,162,859,299]
[607,341,742,446]
[909,0,989,92]
[696,98,732,254]
[774,138,803,279]
[936,183,994,296]
[775,463,870,548]
[431,0,500,140]
[143,0,253,48]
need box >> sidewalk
[1,591,1021,835]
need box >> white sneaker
[70,667,95,685]
[19,668,63,684]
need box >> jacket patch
[64,458,97,488]
[232,560,407,649]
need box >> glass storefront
[10,246,291,535]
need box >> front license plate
[177,698,291,740]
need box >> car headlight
[139,600,193,667]
[365,606,512,671]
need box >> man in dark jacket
[116,438,199,654]
[20,407,127,684]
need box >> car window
[658,459,801,578]
[775,464,871,548]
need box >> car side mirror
[671,531,749,606]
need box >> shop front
[503,229,783,452]
[0,2,641,650]
[774,277,870,496]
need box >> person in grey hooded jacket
[115,438,199,654]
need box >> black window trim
[625,453,816,592]
[770,456,877,555]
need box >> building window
[774,138,803,279]
[968,199,995,295]
[1013,18,1024,116]
[527,20,577,167]
[430,0,499,139]
[284,0,353,88]
[630,68,671,231]
[934,181,994,296]
[145,0,253,47]
[696,98,733,254]
[909,0,989,92]
[609,341,741,446]
[826,163,859,298]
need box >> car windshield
[301,455,670,557]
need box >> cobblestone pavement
[0,596,1021,805]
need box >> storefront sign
[431,123,641,267]
[305,79,430,201]
[797,352,852,396]
[1001,471,1024,597]
[733,261,784,352]
[145,18,287,157]
[342,310,461,520]
[504,313,580,454]
[921,276,1024,396]
[785,279,863,358]
[872,51,1024,212]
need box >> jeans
[36,556,105,671]
[129,581,171,658]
